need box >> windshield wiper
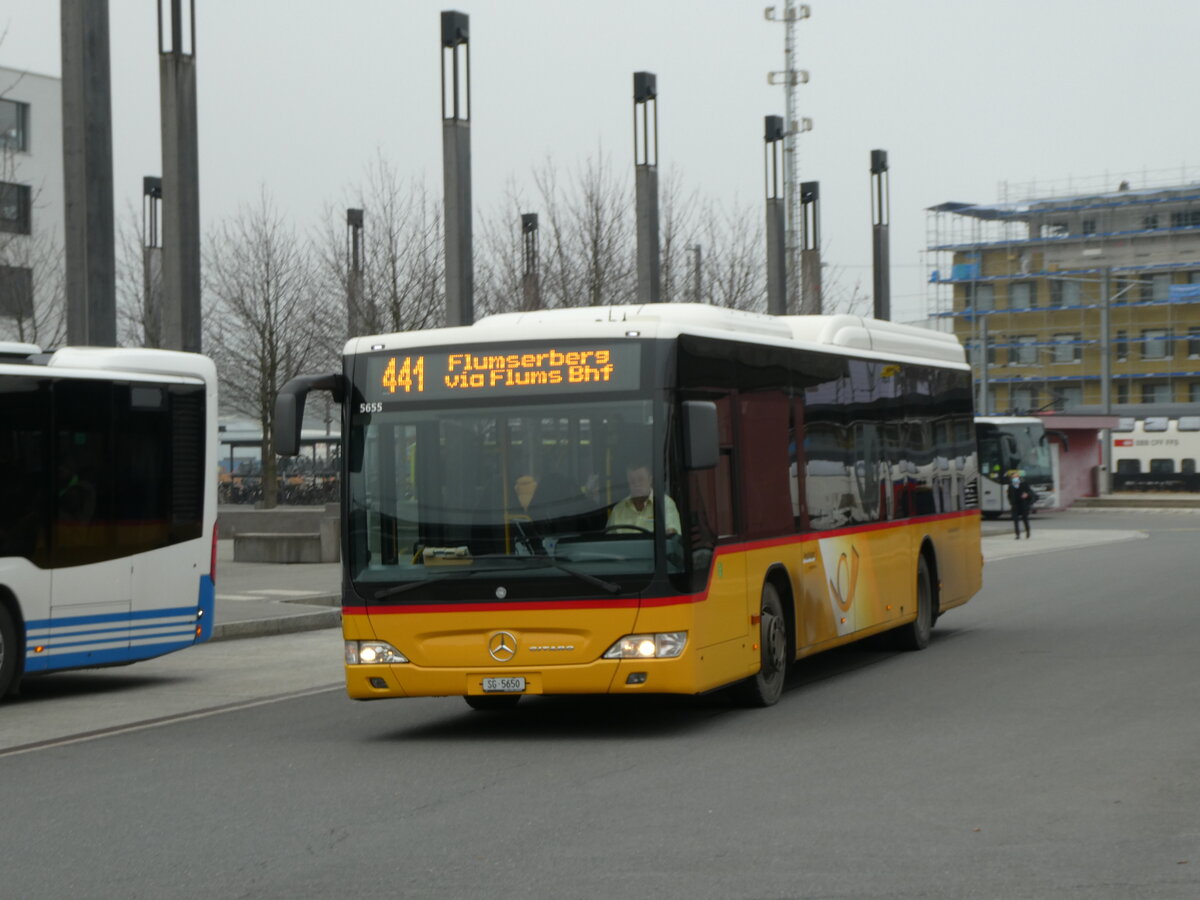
[370,556,621,599]
[528,558,621,594]
[470,553,622,594]
[373,570,462,599]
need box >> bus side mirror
[682,401,718,470]
[274,373,344,456]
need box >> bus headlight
[603,632,687,659]
[345,641,409,665]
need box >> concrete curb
[1072,498,1200,509]
[211,607,341,642]
[279,593,341,608]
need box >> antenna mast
[765,2,811,314]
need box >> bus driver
[606,462,681,536]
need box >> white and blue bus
[975,416,1057,517]
[0,343,219,698]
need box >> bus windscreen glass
[347,397,672,599]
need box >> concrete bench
[234,520,339,564]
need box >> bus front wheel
[735,582,788,707]
[894,555,933,651]
[0,603,17,699]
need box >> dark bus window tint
[114,384,173,553]
[677,336,976,536]
[53,380,114,566]
[802,360,852,530]
[846,361,883,524]
[0,374,51,564]
[169,386,205,543]
[790,398,809,530]
[737,390,792,537]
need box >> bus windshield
[977,420,1052,484]
[347,398,672,598]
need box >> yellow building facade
[926,178,1200,417]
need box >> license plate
[481,676,526,693]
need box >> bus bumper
[345,655,705,700]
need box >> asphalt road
[3,510,1199,899]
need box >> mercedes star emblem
[488,631,517,662]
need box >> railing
[218,477,340,506]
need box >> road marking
[0,683,342,759]
[216,589,329,601]
[249,589,325,597]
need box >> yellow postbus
[276,304,981,710]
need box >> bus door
[50,381,132,663]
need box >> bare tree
[0,207,65,345]
[812,244,872,316]
[694,198,766,312]
[316,154,444,343]
[474,178,528,317]
[204,189,325,508]
[113,201,173,348]
[529,151,635,308]
[657,167,699,304]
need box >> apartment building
[926,172,1200,420]
[1,66,64,344]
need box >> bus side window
[0,374,50,563]
[737,390,792,537]
[790,398,809,530]
[53,380,113,567]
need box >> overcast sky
[3,0,1198,323]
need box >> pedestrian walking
[1007,470,1036,539]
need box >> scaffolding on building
[925,169,1200,420]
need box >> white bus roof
[0,345,215,384]
[0,340,42,358]
[344,304,968,369]
[975,416,1046,425]
[0,348,213,386]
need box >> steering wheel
[603,525,653,535]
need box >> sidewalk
[211,540,341,641]
[979,523,1148,563]
[1070,492,1200,510]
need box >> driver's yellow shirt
[606,494,681,535]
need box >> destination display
[363,344,641,402]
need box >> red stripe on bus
[345,597,666,616]
[344,509,975,616]
[717,508,977,554]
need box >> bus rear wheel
[894,554,933,651]
[0,604,17,699]
[735,582,788,707]
[464,694,522,711]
